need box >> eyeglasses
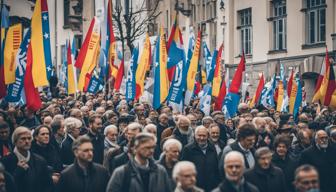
[300,179,319,185]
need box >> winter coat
[244,164,286,192]
[1,152,53,192]
[272,153,298,192]
[60,135,75,166]
[181,141,220,192]
[211,177,259,192]
[31,141,63,173]
[299,144,336,192]
[56,160,109,192]
[106,158,171,192]
[86,131,104,164]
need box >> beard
[319,143,328,149]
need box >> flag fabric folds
[204,42,214,82]
[30,0,53,87]
[135,34,151,100]
[153,27,169,109]
[4,24,22,84]
[126,46,139,101]
[24,44,42,111]
[66,40,76,94]
[114,58,124,91]
[0,5,10,98]
[249,73,265,108]
[6,29,30,102]
[223,53,245,117]
[77,17,100,91]
[212,44,223,97]
[185,31,201,105]
[199,84,212,116]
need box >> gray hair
[224,151,245,168]
[104,125,118,136]
[127,122,143,132]
[195,125,208,135]
[64,117,82,133]
[12,126,31,144]
[133,132,156,148]
[143,124,157,133]
[163,138,182,152]
[172,161,196,182]
[255,147,272,160]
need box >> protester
[181,125,220,192]
[244,147,286,192]
[294,165,320,192]
[56,135,109,192]
[0,122,12,158]
[212,151,259,192]
[106,133,171,192]
[173,161,204,192]
[1,127,53,192]
[86,114,104,164]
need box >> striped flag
[0,5,10,98]
[203,42,214,82]
[212,44,223,97]
[249,73,265,108]
[4,24,22,84]
[65,40,76,94]
[167,13,182,81]
[76,17,101,91]
[114,58,124,91]
[199,83,212,116]
[135,34,151,99]
[30,0,53,87]
[185,31,201,105]
[153,27,169,109]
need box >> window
[306,0,326,44]
[272,0,287,50]
[64,0,70,27]
[238,8,252,55]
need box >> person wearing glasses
[299,130,335,192]
[294,165,320,192]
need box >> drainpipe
[54,0,58,77]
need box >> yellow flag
[276,81,284,112]
[289,80,298,114]
[187,31,201,92]
[135,34,151,99]
[159,26,169,103]
[78,18,101,91]
[4,24,22,84]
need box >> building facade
[156,0,336,102]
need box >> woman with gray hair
[1,127,53,192]
[60,117,82,166]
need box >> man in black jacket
[86,114,104,164]
[219,123,258,176]
[181,126,220,192]
[56,135,109,192]
[245,147,286,192]
[212,151,259,192]
[1,127,53,192]
[299,130,336,192]
[61,117,82,166]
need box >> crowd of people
[0,90,335,192]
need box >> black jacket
[211,177,259,192]
[181,141,220,192]
[244,164,286,192]
[60,136,75,166]
[272,153,298,192]
[157,154,176,190]
[1,152,53,192]
[299,144,335,192]
[31,141,63,173]
[56,160,109,192]
[110,151,129,174]
[86,131,104,164]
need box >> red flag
[0,66,6,99]
[24,44,41,111]
[324,58,336,106]
[214,79,227,110]
[74,19,95,69]
[229,52,245,93]
[287,69,294,97]
[251,73,265,107]
[114,58,124,91]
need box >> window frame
[238,8,252,55]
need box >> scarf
[13,147,30,163]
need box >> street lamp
[175,0,191,17]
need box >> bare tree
[113,0,161,55]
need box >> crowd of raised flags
[1,0,336,118]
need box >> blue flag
[126,46,139,101]
[6,29,31,102]
[199,83,212,116]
